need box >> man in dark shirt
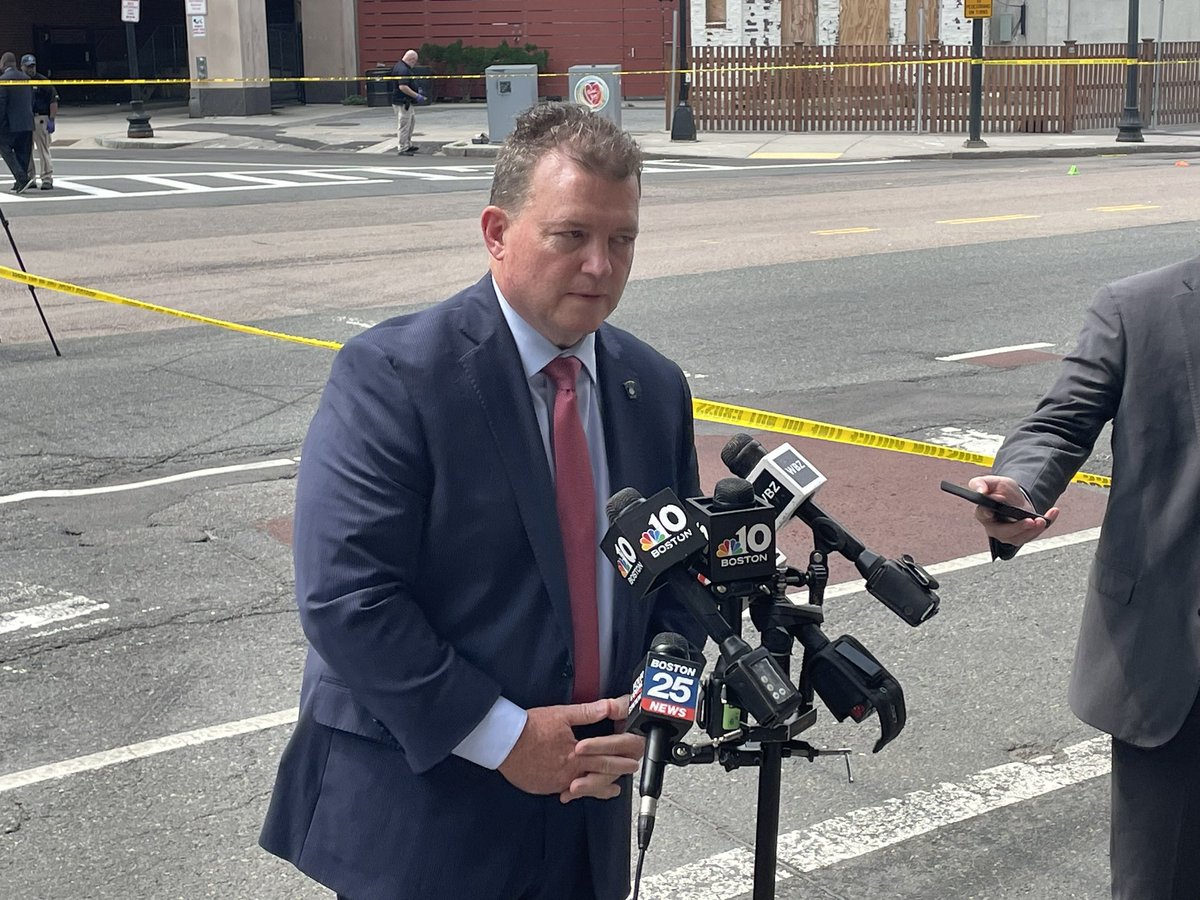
[21,54,57,190]
[0,51,35,193]
[389,49,426,156]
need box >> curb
[943,143,1200,161]
[95,133,212,150]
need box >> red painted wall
[356,0,671,99]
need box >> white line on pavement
[640,735,1109,899]
[937,342,1055,361]
[0,588,110,635]
[0,709,299,793]
[0,457,300,506]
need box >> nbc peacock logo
[616,556,632,578]
[640,525,668,551]
[715,537,744,558]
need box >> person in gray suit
[969,255,1200,899]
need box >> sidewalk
[53,99,1200,163]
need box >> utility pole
[1116,0,1145,141]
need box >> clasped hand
[497,697,644,803]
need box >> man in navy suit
[260,102,703,899]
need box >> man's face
[21,63,34,75]
[483,152,640,348]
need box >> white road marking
[640,734,1110,899]
[937,342,1055,362]
[0,457,300,506]
[926,426,1006,457]
[0,583,110,635]
[0,709,299,793]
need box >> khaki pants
[393,103,415,151]
[28,115,53,184]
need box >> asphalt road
[1,146,1198,900]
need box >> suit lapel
[596,326,646,687]
[455,281,573,648]
[1170,261,1200,447]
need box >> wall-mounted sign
[121,0,141,23]
[186,0,208,14]
[190,16,207,38]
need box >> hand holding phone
[939,481,1041,522]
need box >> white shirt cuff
[451,696,528,770]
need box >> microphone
[721,434,940,627]
[602,487,802,730]
[625,632,703,849]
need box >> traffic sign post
[122,2,154,138]
[963,9,988,148]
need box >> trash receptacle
[568,65,622,128]
[485,64,538,144]
[412,64,437,105]
[366,66,392,108]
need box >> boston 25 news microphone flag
[624,632,703,850]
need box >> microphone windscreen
[711,476,755,510]
[720,433,764,477]
[605,486,644,525]
[648,631,692,657]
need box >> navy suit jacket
[0,68,34,134]
[261,276,703,899]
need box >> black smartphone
[939,480,1041,522]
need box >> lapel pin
[623,380,639,400]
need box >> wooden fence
[688,41,1200,133]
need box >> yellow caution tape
[692,398,1111,487]
[0,264,341,351]
[2,55,1196,88]
[0,263,1111,487]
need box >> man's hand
[967,475,1059,547]
[497,697,641,802]
[414,92,427,105]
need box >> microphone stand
[0,201,61,356]
[680,532,851,900]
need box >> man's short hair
[0,53,16,70]
[489,102,643,213]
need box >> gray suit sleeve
[993,285,1125,512]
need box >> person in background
[21,54,57,191]
[259,102,704,900]
[390,48,425,156]
[0,51,35,194]
[969,254,1200,899]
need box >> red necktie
[543,356,600,702]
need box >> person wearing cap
[0,51,35,194]
[21,54,57,191]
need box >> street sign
[964,0,993,17]
[121,0,141,23]
[185,0,208,14]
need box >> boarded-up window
[706,0,727,27]
[781,0,816,45]
[906,0,940,43]
[839,0,887,44]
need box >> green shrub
[419,40,550,100]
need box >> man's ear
[481,206,509,261]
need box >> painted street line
[0,709,299,793]
[0,457,300,506]
[0,583,110,635]
[937,342,1055,362]
[639,734,1109,899]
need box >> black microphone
[721,433,940,627]
[603,487,802,730]
[624,632,703,849]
